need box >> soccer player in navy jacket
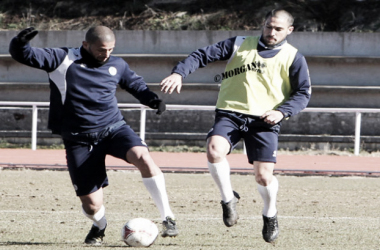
[160,9,311,243]
[9,26,178,245]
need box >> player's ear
[287,25,294,35]
[82,41,89,49]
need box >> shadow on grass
[0,241,129,248]
[0,242,55,246]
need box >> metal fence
[1,101,380,155]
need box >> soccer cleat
[161,216,178,237]
[262,214,279,243]
[221,191,240,227]
[84,224,106,245]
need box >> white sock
[82,205,107,230]
[257,176,279,218]
[143,173,174,221]
[208,159,234,203]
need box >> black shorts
[64,123,147,196]
[207,110,281,164]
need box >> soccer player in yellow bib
[160,9,311,243]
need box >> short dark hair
[85,26,115,44]
[265,9,294,26]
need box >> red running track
[1,149,380,176]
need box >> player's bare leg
[80,188,107,245]
[126,146,178,237]
[207,135,240,227]
[254,161,279,243]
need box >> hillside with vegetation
[0,0,379,32]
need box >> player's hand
[260,110,284,125]
[148,99,166,115]
[160,73,182,94]
[16,27,39,44]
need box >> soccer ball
[121,218,159,247]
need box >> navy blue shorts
[207,110,281,164]
[64,123,147,196]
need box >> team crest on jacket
[109,66,117,76]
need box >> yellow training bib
[216,36,298,116]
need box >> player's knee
[207,148,225,162]
[79,189,104,215]
[82,202,103,215]
[207,143,228,162]
[127,147,160,177]
[254,162,275,186]
[127,146,151,165]
[255,174,272,186]
[136,149,151,164]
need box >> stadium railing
[1,101,380,155]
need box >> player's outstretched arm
[16,27,39,44]
[160,73,183,94]
[9,27,67,72]
[9,27,39,61]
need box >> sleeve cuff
[278,110,289,118]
